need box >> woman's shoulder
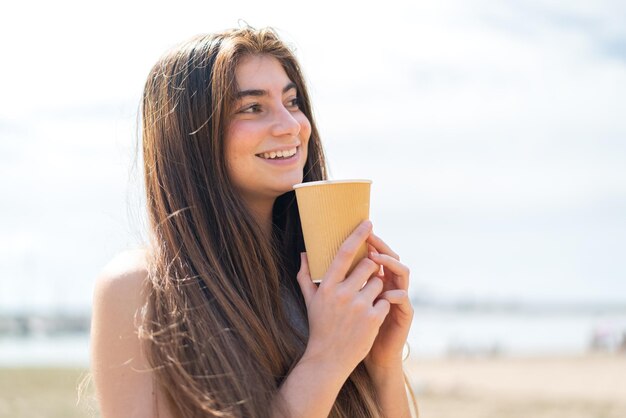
[92,247,151,331]
[92,249,148,346]
[91,248,151,340]
[91,248,176,417]
[98,248,151,286]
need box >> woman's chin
[280,175,304,191]
[275,182,300,196]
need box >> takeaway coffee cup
[293,179,372,283]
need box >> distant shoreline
[3,299,626,338]
[0,312,90,338]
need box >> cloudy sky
[1,0,625,312]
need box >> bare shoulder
[91,249,150,329]
[91,248,172,418]
[91,247,151,360]
[97,248,150,289]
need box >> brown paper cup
[293,179,372,283]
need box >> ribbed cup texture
[294,181,371,282]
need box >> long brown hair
[140,26,386,417]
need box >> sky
[1,0,625,313]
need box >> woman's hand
[296,220,391,378]
[364,232,413,374]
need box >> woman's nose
[270,106,301,137]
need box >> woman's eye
[287,97,300,109]
[240,104,261,114]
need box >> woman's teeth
[260,148,297,159]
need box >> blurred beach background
[1,0,625,416]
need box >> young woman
[90,26,416,418]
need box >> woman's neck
[245,198,274,237]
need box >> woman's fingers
[367,232,400,260]
[368,252,410,290]
[379,289,413,317]
[372,298,391,321]
[324,220,373,285]
[296,252,317,306]
[342,257,380,292]
[358,276,384,301]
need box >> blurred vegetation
[0,368,98,418]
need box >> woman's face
[225,54,311,208]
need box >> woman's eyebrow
[283,82,297,93]
[235,82,297,99]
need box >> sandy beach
[1,353,625,417]
[407,353,626,418]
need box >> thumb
[297,252,316,306]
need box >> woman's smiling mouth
[256,146,300,161]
